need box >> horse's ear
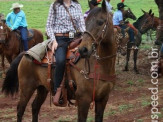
[141,9,146,14]
[151,13,154,17]
[102,0,107,12]
[149,9,152,15]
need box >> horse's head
[140,9,155,33]
[133,9,152,34]
[79,0,114,58]
[0,20,9,43]
[123,8,137,20]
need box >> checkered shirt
[46,1,86,41]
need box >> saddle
[32,39,81,107]
[15,29,34,40]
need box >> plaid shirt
[46,1,86,41]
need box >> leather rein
[70,13,116,81]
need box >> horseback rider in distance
[113,2,137,49]
[6,3,29,51]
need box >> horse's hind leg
[133,49,139,74]
[17,87,35,122]
[95,97,108,122]
[32,86,48,122]
[77,96,91,122]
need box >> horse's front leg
[133,49,139,74]
[77,95,92,122]
[124,44,131,71]
[95,97,108,122]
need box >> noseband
[83,13,116,60]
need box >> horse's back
[28,29,44,48]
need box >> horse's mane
[133,14,145,28]
[86,7,102,21]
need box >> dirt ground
[0,49,163,122]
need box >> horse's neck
[96,44,116,74]
[152,17,159,29]
[123,11,127,20]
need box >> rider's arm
[46,3,56,42]
[6,13,12,28]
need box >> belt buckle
[69,32,74,38]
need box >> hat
[89,0,101,6]
[117,2,127,10]
[10,3,23,10]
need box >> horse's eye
[96,20,104,26]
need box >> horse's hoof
[134,69,139,74]
[123,68,129,71]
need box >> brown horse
[0,20,43,76]
[2,1,116,122]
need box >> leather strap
[63,4,78,32]
[55,33,69,37]
[89,73,116,82]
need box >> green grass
[0,0,159,38]
[118,104,133,112]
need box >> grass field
[0,1,163,122]
[0,0,159,35]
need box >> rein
[70,13,116,108]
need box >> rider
[84,0,100,19]
[105,0,113,13]
[113,2,137,49]
[46,0,85,104]
[6,3,28,51]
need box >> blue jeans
[53,37,71,92]
[17,26,28,51]
[119,25,135,43]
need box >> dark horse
[2,1,116,122]
[121,10,142,73]
[139,9,159,34]
[0,20,43,75]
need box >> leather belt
[55,33,69,37]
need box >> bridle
[83,13,116,60]
[141,15,154,30]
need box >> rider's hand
[52,40,58,53]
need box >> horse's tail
[2,52,24,96]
